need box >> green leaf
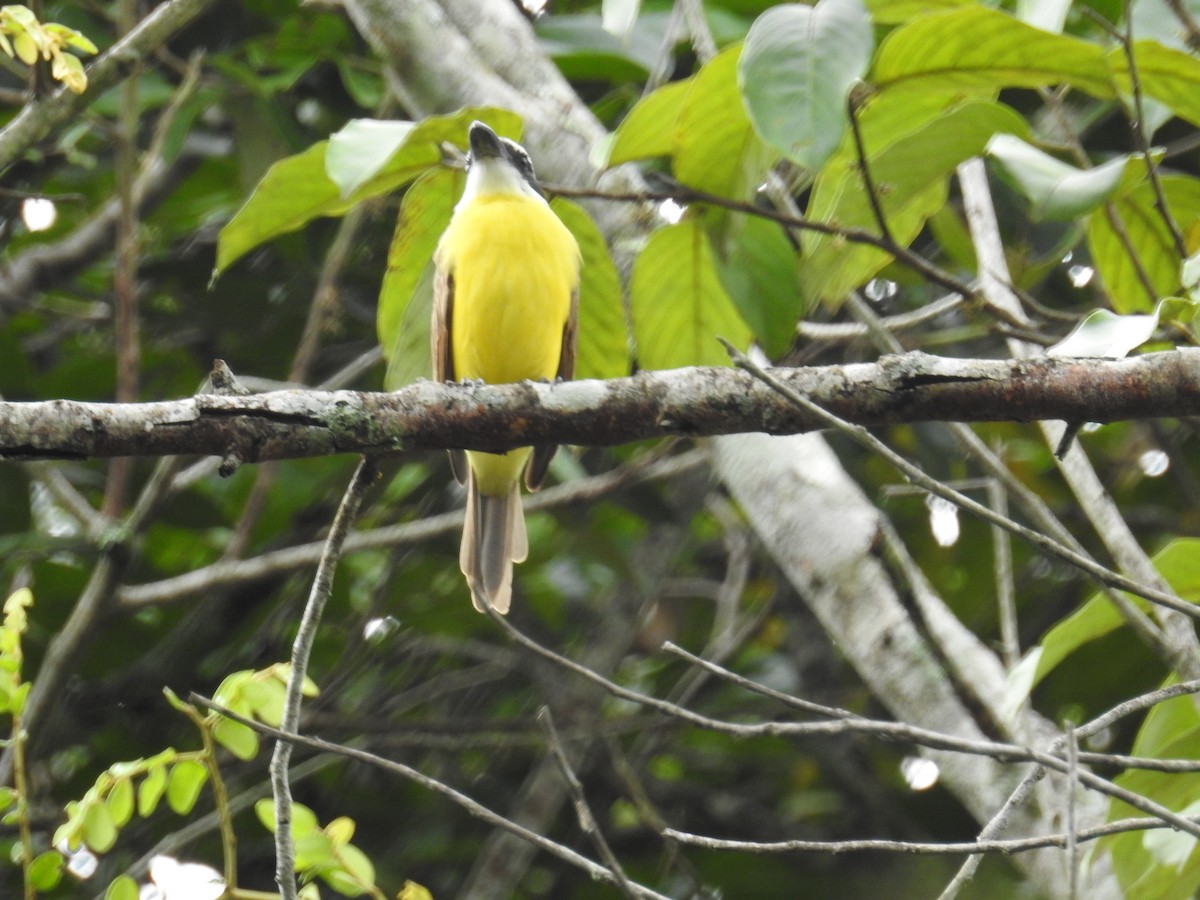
[399,880,436,900]
[326,119,417,198]
[1102,687,1200,898]
[107,776,135,827]
[1088,175,1200,312]
[137,763,168,817]
[630,219,753,369]
[215,141,344,277]
[384,263,437,392]
[551,198,629,379]
[212,669,252,708]
[28,849,64,891]
[325,815,356,845]
[1111,40,1200,128]
[268,663,320,698]
[674,45,776,200]
[986,135,1133,221]
[255,797,320,839]
[105,875,140,900]
[295,829,335,873]
[166,759,208,815]
[873,6,1115,99]
[329,843,376,895]
[607,79,691,166]
[1047,298,1195,358]
[243,675,287,727]
[215,108,520,278]
[82,800,118,853]
[213,716,260,760]
[865,0,971,24]
[738,0,874,171]
[328,106,520,204]
[378,167,461,390]
[1004,539,1200,716]
[802,97,1028,305]
[713,216,806,358]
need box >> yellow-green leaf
[29,850,64,891]
[1111,40,1200,128]
[675,45,776,200]
[630,219,753,370]
[552,198,629,379]
[82,800,117,853]
[105,875,139,900]
[1088,175,1200,312]
[166,760,208,815]
[803,97,1027,305]
[873,6,1115,99]
[107,777,134,827]
[378,167,461,390]
[213,716,260,760]
[607,79,691,166]
[137,763,168,817]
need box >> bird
[432,121,580,614]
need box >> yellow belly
[437,193,579,496]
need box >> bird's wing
[526,286,579,491]
[433,261,468,484]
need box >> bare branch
[3,352,1199,463]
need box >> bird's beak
[468,121,505,161]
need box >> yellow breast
[438,193,579,384]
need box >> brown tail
[460,475,528,614]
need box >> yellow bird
[432,121,580,614]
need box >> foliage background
[1,0,1199,897]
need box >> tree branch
[0,0,218,174]
[2,351,1198,463]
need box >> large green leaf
[379,167,462,390]
[607,78,692,166]
[986,135,1136,221]
[713,215,807,358]
[630,219,753,369]
[551,198,630,380]
[866,0,971,24]
[802,96,1028,304]
[676,45,776,200]
[1110,41,1200,129]
[215,107,519,277]
[1003,538,1200,721]
[1088,175,1200,312]
[608,47,774,202]
[1103,686,1200,898]
[873,6,1115,99]
[1048,298,1198,358]
[325,119,418,198]
[214,141,346,277]
[738,0,874,172]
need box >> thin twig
[538,707,639,900]
[270,456,377,900]
[720,341,1200,623]
[1066,721,1079,900]
[192,696,675,900]
[546,182,982,304]
[847,94,894,246]
[663,814,1191,856]
[1116,11,1189,259]
[989,479,1019,669]
[121,449,706,608]
[483,605,1200,838]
